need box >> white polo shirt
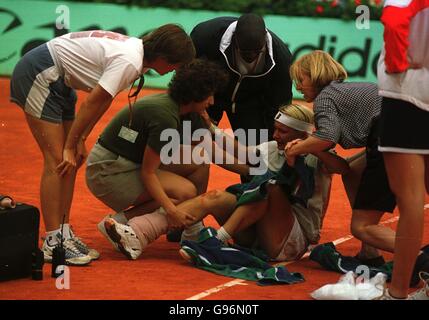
[47,30,143,97]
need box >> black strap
[128,75,145,99]
[127,75,145,127]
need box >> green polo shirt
[98,93,206,164]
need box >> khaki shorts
[274,216,308,262]
[86,143,144,212]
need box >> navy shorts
[10,43,77,123]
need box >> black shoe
[410,252,429,287]
[166,229,183,242]
[354,255,386,268]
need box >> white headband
[274,112,314,134]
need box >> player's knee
[43,152,66,173]
[204,189,222,200]
[199,189,222,208]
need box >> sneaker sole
[104,219,138,260]
[179,248,195,265]
[43,252,91,266]
[98,217,120,252]
[65,257,92,266]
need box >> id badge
[118,126,138,143]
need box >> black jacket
[191,17,293,141]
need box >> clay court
[1,78,428,300]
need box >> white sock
[183,221,204,237]
[60,223,72,240]
[45,229,61,246]
[157,207,167,216]
[113,211,128,224]
[216,226,232,243]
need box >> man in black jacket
[191,14,293,143]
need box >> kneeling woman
[85,59,228,254]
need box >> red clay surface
[0,77,428,300]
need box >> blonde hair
[278,103,314,127]
[290,50,347,92]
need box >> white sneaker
[97,212,126,251]
[69,228,100,260]
[42,235,92,266]
[104,218,142,260]
[409,272,429,300]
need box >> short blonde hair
[278,103,314,127]
[290,50,347,92]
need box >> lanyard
[127,75,145,127]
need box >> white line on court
[185,215,400,300]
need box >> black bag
[0,203,40,281]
